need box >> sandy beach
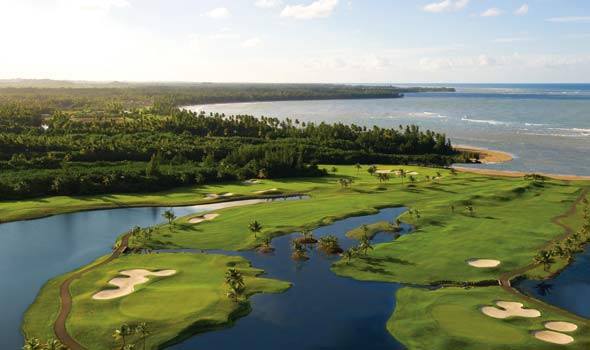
[455,146,514,164]
[454,167,590,181]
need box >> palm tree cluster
[225,267,246,302]
[367,165,377,176]
[377,172,390,183]
[317,235,343,254]
[338,178,354,188]
[112,322,151,350]
[533,250,556,272]
[296,229,318,244]
[291,239,309,261]
[23,338,69,350]
[128,226,154,252]
[256,237,275,253]
[358,231,374,256]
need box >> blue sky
[1,0,589,83]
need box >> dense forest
[0,83,465,200]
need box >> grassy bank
[23,253,290,350]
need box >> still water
[0,197,304,349]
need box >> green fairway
[17,165,590,350]
[389,286,590,349]
[22,253,290,350]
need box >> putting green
[389,287,590,349]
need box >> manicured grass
[389,286,590,349]
[23,253,290,350]
[17,165,590,350]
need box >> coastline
[455,145,514,164]
[454,167,590,181]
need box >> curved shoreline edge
[455,145,514,164]
[454,167,590,181]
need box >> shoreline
[455,145,514,164]
[454,167,590,181]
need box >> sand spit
[480,301,541,319]
[545,322,578,332]
[466,259,501,268]
[93,269,176,300]
[455,146,514,164]
[189,213,220,224]
[532,330,574,345]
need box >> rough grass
[390,286,590,349]
[23,253,290,350]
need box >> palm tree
[534,250,555,272]
[377,173,389,183]
[355,163,362,174]
[44,339,68,350]
[343,247,357,263]
[359,233,373,256]
[23,338,42,350]
[135,322,150,350]
[113,324,133,350]
[248,220,262,238]
[162,209,176,226]
[225,267,245,301]
[291,239,309,260]
[318,235,342,254]
[408,175,416,184]
[398,169,406,185]
[367,166,377,176]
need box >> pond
[166,207,412,350]
[517,246,590,318]
[0,196,306,350]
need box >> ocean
[185,84,590,176]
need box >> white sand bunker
[466,259,501,268]
[203,192,234,199]
[254,188,278,194]
[533,330,574,345]
[407,171,419,175]
[93,269,176,300]
[545,322,578,332]
[376,169,394,174]
[243,179,261,184]
[189,213,219,224]
[480,301,541,319]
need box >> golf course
[11,164,590,349]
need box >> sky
[1,0,589,83]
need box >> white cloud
[493,37,534,43]
[514,4,529,16]
[255,0,282,8]
[422,0,469,13]
[481,8,502,17]
[546,16,590,23]
[203,7,231,20]
[280,0,339,20]
[241,37,262,48]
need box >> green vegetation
[389,286,590,349]
[18,165,590,349]
[0,82,467,201]
[22,253,290,350]
[346,221,400,240]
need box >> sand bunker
[480,301,541,319]
[533,330,574,345]
[243,179,261,184]
[189,213,219,224]
[93,269,176,300]
[254,188,278,194]
[376,169,402,175]
[545,322,578,332]
[466,259,501,268]
[407,171,419,175]
[204,193,234,199]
